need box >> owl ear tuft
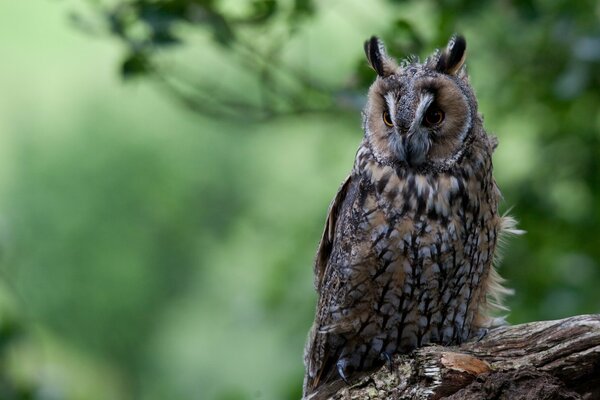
[364,36,396,77]
[436,35,467,75]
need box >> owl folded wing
[314,175,352,291]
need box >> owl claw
[474,327,489,342]
[336,359,350,384]
[380,352,394,371]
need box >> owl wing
[314,175,352,291]
[305,175,355,396]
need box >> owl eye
[382,110,393,127]
[424,106,445,126]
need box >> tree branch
[309,314,600,399]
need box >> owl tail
[303,324,344,399]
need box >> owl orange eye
[424,107,445,126]
[382,111,393,127]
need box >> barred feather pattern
[304,135,514,395]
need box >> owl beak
[405,94,434,166]
[405,128,429,167]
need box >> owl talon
[475,328,489,342]
[380,352,394,371]
[336,359,351,384]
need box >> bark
[309,314,600,400]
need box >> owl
[303,35,520,398]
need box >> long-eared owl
[303,35,520,398]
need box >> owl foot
[379,351,394,372]
[336,359,351,384]
[473,327,489,342]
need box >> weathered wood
[308,314,600,400]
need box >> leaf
[152,30,182,46]
[244,0,278,24]
[121,52,151,79]
[206,11,236,46]
[292,0,315,16]
[289,0,315,30]
[385,19,424,56]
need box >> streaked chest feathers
[303,34,519,398]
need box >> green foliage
[0,0,598,399]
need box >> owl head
[363,35,481,171]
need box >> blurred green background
[0,0,598,399]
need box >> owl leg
[335,346,363,384]
[471,317,510,342]
[473,327,488,342]
[379,351,394,372]
[336,358,351,384]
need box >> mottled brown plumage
[303,35,520,398]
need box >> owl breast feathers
[303,35,521,398]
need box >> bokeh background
[0,0,598,399]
